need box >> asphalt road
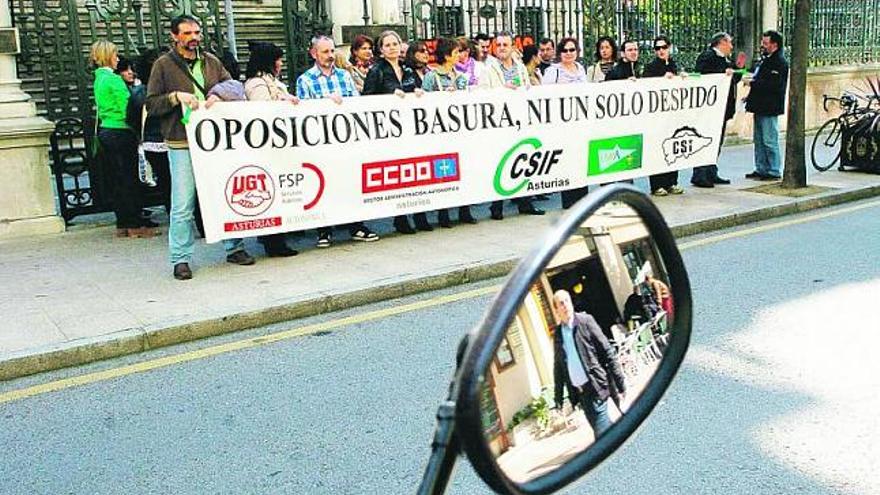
[2,198,879,495]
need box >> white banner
[186,74,731,242]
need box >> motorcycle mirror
[454,185,692,494]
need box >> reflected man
[552,290,627,437]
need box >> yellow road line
[678,199,880,251]
[4,198,878,404]
[0,284,500,405]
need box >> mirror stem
[416,401,460,495]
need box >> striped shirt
[295,65,359,100]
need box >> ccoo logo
[226,165,275,216]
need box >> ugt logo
[494,137,563,196]
[226,165,275,216]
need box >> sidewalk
[2,141,879,380]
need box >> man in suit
[692,32,744,188]
[552,290,627,438]
[744,30,789,181]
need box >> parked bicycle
[811,91,880,172]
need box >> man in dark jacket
[146,15,255,280]
[692,32,744,188]
[605,40,642,81]
[552,290,627,438]
[744,30,789,181]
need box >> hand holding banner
[186,75,731,243]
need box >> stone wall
[727,64,880,139]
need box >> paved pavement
[1,140,879,380]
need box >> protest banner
[186,74,731,242]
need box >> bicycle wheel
[811,118,842,171]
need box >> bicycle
[811,93,879,172]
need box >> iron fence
[778,0,880,67]
[402,0,739,70]
[12,0,328,223]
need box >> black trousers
[692,120,728,183]
[490,197,536,215]
[318,222,369,237]
[649,172,679,191]
[98,128,143,229]
[561,187,589,209]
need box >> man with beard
[744,30,789,181]
[146,15,255,280]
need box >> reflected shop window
[480,202,675,483]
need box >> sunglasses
[561,47,578,53]
[654,44,669,50]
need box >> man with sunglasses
[644,35,685,196]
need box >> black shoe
[394,216,416,234]
[458,207,477,224]
[173,262,192,280]
[759,174,781,181]
[414,213,433,232]
[226,250,256,265]
[518,206,545,215]
[265,244,298,257]
[490,210,504,220]
[691,180,715,188]
[712,176,731,185]
[745,171,765,179]
[438,210,452,228]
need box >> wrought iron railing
[401,0,739,70]
[778,0,880,67]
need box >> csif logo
[494,137,563,196]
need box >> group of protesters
[91,14,785,280]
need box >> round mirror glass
[479,202,676,483]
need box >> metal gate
[12,0,328,223]
[403,0,739,68]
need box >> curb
[3,185,880,382]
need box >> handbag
[89,108,101,159]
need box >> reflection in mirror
[481,202,675,484]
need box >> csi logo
[225,165,275,216]
[662,127,713,166]
[362,153,460,193]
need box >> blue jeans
[583,397,612,437]
[754,114,781,177]
[168,148,244,265]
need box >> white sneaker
[652,187,669,197]
[669,185,684,195]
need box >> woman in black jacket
[363,30,428,234]
[643,36,684,196]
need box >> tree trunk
[782,0,810,188]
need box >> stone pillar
[761,0,779,32]
[370,0,403,25]
[329,0,368,44]
[0,2,64,238]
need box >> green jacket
[93,67,131,129]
